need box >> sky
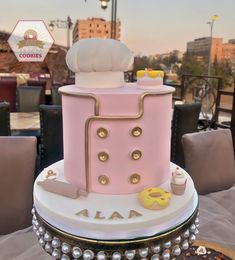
[0,0,234,55]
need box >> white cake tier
[34,161,198,240]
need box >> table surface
[10,112,40,131]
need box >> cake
[137,69,164,88]
[171,167,187,195]
[33,38,199,260]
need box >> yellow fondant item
[138,187,171,210]
[137,70,164,79]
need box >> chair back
[27,79,47,104]
[182,129,235,195]
[171,102,201,168]
[40,105,63,170]
[63,77,75,85]
[0,79,17,112]
[0,76,17,81]
[0,136,37,234]
[51,85,62,105]
[0,102,10,136]
[17,86,42,112]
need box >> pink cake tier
[59,83,175,194]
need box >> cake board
[33,160,199,259]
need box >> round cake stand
[32,206,199,260]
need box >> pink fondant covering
[61,84,174,194]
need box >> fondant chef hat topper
[66,38,133,88]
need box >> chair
[0,136,37,235]
[27,79,47,104]
[171,102,201,168]
[0,79,17,112]
[0,76,17,81]
[182,129,235,195]
[39,105,63,170]
[51,85,62,105]
[63,77,75,85]
[17,86,42,112]
[0,102,10,136]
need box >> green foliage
[133,56,162,74]
[212,59,233,86]
[178,54,234,87]
[178,54,207,77]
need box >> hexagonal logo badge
[8,20,54,62]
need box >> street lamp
[100,0,109,9]
[99,0,117,39]
[48,16,73,49]
[207,15,219,76]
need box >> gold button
[97,128,108,138]
[98,175,109,185]
[131,150,142,160]
[130,174,141,184]
[131,127,142,137]
[98,152,109,162]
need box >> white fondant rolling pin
[37,179,88,199]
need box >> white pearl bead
[181,240,189,250]
[189,234,196,243]
[44,232,52,242]
[36,230,40,237]
[174,236,181,244]
[72,247,82,258]
[97,251,106,260]
[150,254,160,260]
[139,248,148,257]
[163,241,171,249]
[190,224,196,233]
[61,255,70,260]
[125,250,135,260]
[61,243,71,254]
[172,245,181,256]
[52,249,61,259]
[33,225,38,231]
[38,226,45,235]
[112,252,122,260]
[162,250,170,260]
[83,249,94,260]
[34,220,40,229]
[182,229,190,238]
[39,237,45,247]
[195,217,199,225]
[151,244,161,253]
[31,208,35,215]
[194,229,199,236]
[51,237,61,248]
[45,242,52,253]
[33,215,37,221]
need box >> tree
[212,59,233,86]
[177,54,207,77]
[133,56,161,75]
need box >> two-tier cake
[32,38,199,260]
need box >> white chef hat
[66,38,133,88]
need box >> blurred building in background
[72,17,121,43]
[187,37,235,64]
